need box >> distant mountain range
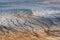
[0,9,33,15]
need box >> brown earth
[0,31,59,40]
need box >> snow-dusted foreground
[0,13,60,40]
[0,9,60,40]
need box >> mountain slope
[0,13,60,40]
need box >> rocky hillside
[0,14,60,40]
[0,9,60,40]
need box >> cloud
[47,0,60,2]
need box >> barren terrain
[0,14,60,40]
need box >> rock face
[0,9,60,40]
